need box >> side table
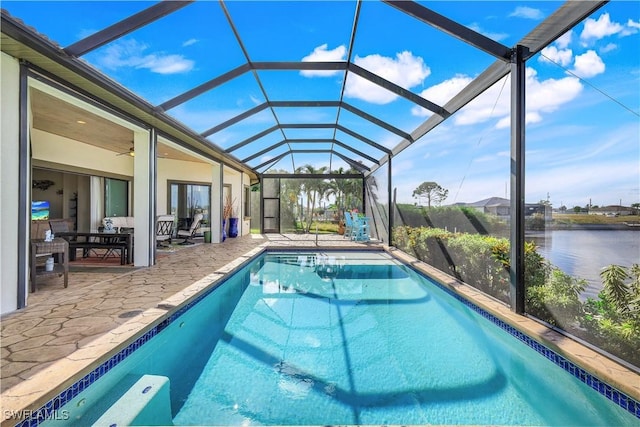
[30,238,69,292]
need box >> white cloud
[495,111,542,129]
[600,43,618,54]
[496,69,583,128]
[344,51,430,104]
[428,66,582,129]
[539,45,573,67]
[249,95,262,105]
[555,31,573,49]
[300,44,346,77]
[627,18,640,30]
[580,13,624,43]
[509,6,543,20]
[468,23,509,42]
[526,111,543,125]
[98,39,194,74]
[571,50,605,78]
[452,75,510,126]
[182,38,198,47]
[411,75,473,117]
[526,69,583,113]
[144,54,194,74]
[622,18,640,36]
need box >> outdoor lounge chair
[351,215,370,242]
[176,213,203,245]
[343,211,354,239]
[156,215,174,247]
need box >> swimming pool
[34,250,638,426]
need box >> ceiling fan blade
[116,147,135,156]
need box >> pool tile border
[12,247,640,425]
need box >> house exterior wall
[1,52,22,314]
[157,158,216,216]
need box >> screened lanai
[3,0,639,328]
[2,1,640,422]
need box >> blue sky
[4,1,639,208]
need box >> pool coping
[2,244,639,426]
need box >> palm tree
[328,167,363,212]
[281,178,302,231]
[327,167,348,211]
[295,164,328,232]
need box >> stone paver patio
[1,233,381,393]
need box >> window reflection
[169,182,210,228]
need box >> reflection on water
[527,230,640,300]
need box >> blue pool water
[41,251,637,426]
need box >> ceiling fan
[116,147,135,157]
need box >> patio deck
[1,233,382,393]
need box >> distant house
[588,205,634,216]
[452,197,510,218]
[454,197,551,220]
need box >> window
[169,181,211,228]
[104,178,128,217]
[244,185,251,218]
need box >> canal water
[527,229,639,300]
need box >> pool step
[92,374,173,426]
[266,253,318,267]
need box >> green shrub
[581,264,640,365]
[446,233,510,302]
[395,205,507,236]
[526,268,586,328]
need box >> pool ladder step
[92,374,173,426]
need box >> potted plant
[223,194,238,240]
[200,219,211,243]
[224,194,238,237]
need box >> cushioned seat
[176,213,203,245]
[103,216,135,233]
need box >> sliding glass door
[169,181,211,229]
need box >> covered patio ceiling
[1,1,606,177]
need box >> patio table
[55,231,133,265]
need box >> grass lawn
[250,221,340,234]
[552,213,639,225]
